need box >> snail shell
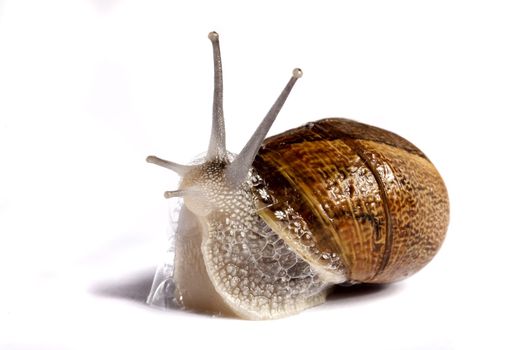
[254,118,449,284]
[146,32,449,320]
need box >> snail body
[146,32,449,320]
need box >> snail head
[146,31,302,218]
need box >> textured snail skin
[171,159,332,319]
[253,118,449,284]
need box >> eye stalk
[225,68,302,187]
[207,31,226,161]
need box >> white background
[1,1,524,349]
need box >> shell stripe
[308,123,392,279]
[337,139,393,278]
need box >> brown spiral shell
[252,118,449,284]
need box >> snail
[146,31,449,320]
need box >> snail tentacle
[226,69,303,188]
[146,155,192,176]
[163,189,202,199]
[207,31,227,161]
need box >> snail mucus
[146,31,449,320]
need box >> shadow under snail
[146,31,449,320]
